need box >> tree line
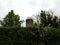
[0,10,60,45]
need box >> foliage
[0,10,60,45]
[0,10,22,27]
[0,27,38,45]
[40,10,47,26]
[0,26,60,45]
[35,10,59,28]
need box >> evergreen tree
[40,10,47,26]
[0,10,21,27]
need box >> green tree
[58,17,60,28]
[40,10,47,26]
[52,16,59,28]
[0,10,22,27]
[35,10,59,28]
[40,10,59,28]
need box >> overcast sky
[0,0,60,20]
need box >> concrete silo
[26,17,33,27]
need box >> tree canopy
[35,10,59,28]
[0,10,21,27]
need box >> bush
[0,26,60,45]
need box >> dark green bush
[0,26,60,45]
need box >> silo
[26,17,33,27]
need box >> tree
[52,16,59,28]
[58,17,60,28]
[40,10,47,26]
[34,10,59,28]
[0,10,22,27]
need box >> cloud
[0,0,56,20]
[53,0,60,16]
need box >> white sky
[0,0,55,20]
[1,0,60,26]
[0,0,60,22]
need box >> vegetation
[0,10,22,27]
[0,10,60,45]
[36,10,59,28]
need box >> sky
[0,0,60,21]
